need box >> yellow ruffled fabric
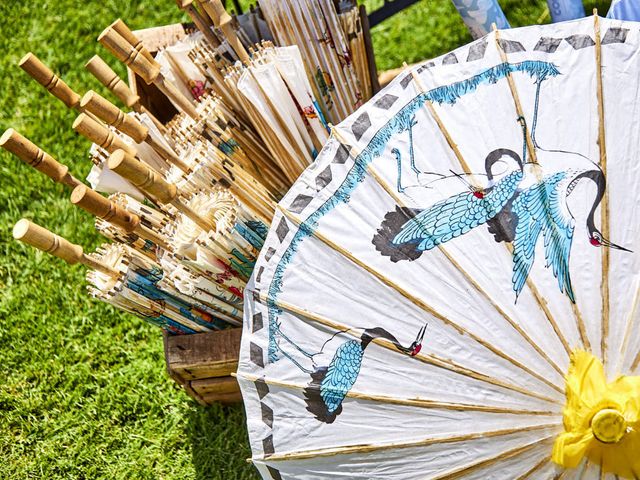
[552,350,640,478]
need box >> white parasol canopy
[238,15,640,480]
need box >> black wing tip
[303,367,340,424]
[372,206,424,262]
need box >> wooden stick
[616,281,639,374]
[594,10,610,365]
[430,436,554,480]
[98,23,195,120]
[19,52,80,109]
[81,90,147,143]
[492,25,537,164]
[108,19,155,64]
[13,219,118,276]
[85,54,140,108]
[107,150,215,231]
[72,113,137,157]
[254,424,558,461]
[0,128,81,188]
[176,0,221,47]
[515,456,552,480]
[278,205,565,397]
[199,0,250,63]
[98,26,160,85]
[19,53,100,122]
[155,73,200,119]
[70,184,170,250]
[80,90,190,172]
[84,54,167,134]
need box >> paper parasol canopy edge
[238,15,640,480]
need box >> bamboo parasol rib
[253,424,559,462]
[594,11,611,366]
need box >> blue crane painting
[260,57,631,428]
[372,72,631,303]
[303,325,427,423]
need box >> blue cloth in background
[546,0,586,22]
[607,0,640,20]
[451,0,510,39]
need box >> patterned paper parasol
[238,15,640,479]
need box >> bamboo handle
[98,27,160,84]
[80,90,149,143]
[85,55,140,108]
[13,219,118,276]
[109,19,155,64]
[199,0,250,63]
[72,113,137,156]
[13,218,83,263]
[108,150,214,231]
[70,184,141,232]
[0,128,80,188]
[84,55,168,134]
[176,0,221,47]
[19,53,80,109]
[107,149,176,203]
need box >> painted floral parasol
[238,14,640,479]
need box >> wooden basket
[163,328,242,405]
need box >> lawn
[0,1,609,478]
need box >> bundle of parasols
[3,0,376,336]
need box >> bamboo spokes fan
[239,15,640,479]
[4,0,375,401]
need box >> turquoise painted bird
[373,149,631,302]
[304,325,427,423]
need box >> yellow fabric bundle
[553,350,640,478]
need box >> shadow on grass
[187,402,259,480]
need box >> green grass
[0,1,609,478]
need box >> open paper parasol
[239,15,640,479]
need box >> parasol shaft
[0,129,82,188]
[177,1,221,47]
[199,0,251,63]
[108,19,155,64]
[107,149,216,231]
[70,184,171,251]
[84,54,167,134]
[80,91,190,173]
[18,53,100,123]
[13,219,118,276]
[73,112,137,157]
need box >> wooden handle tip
[0,128,16,147]
[12,218,32,240]
[72,113,86,130]
[79,90,97,109]
[106,149,127,170]
[18,52,36,67]
[85,55,100,68]
[70,184,89,204]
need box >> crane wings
[392,170,523,251]
[511,171,576,302]
[320,341,364,414]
